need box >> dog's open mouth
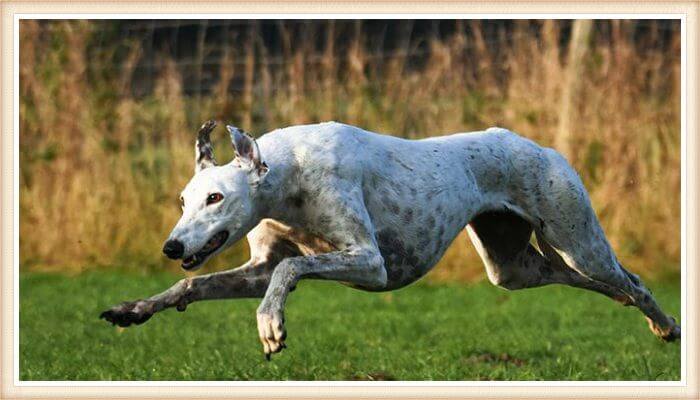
[181,231,229,270]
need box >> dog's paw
[646,316,681,342]
[100,300,154,327]
[256,308,287,360]
[661,317,681,342]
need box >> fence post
[194,20,209,121]
[557,19,593,160]
[541,20,561,106]
[242,22,256,130]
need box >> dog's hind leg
[541,223,680,341]
[467,210,651,303]
[467,209,680,342]
[467,210,603,291]
[532,230,636,304]
[532,151,680,341]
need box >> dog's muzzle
[180,231,229,270]
[162,239,185,259]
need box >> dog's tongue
[182,255,197,268]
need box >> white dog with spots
[101,120,680,359]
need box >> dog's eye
[206,193,224,205]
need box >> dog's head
[162,120,269,271]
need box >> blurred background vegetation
[19,19,680,282]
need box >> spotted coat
[101,121,680,359]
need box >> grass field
[19,270,680,381]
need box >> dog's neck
[250,151,296,224]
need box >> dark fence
[38,19,680,97]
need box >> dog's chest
[364,188,472,289]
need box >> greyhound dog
[100,120,680,359]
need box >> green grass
[19,270,680,381]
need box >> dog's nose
[162,239,184,259]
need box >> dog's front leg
[256,248,386,359]
[100,261,272,327]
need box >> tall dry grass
[19,20,680,281]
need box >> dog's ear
[195,120,218,173]
[227,125,269,183]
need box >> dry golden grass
[19,20,680,281]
